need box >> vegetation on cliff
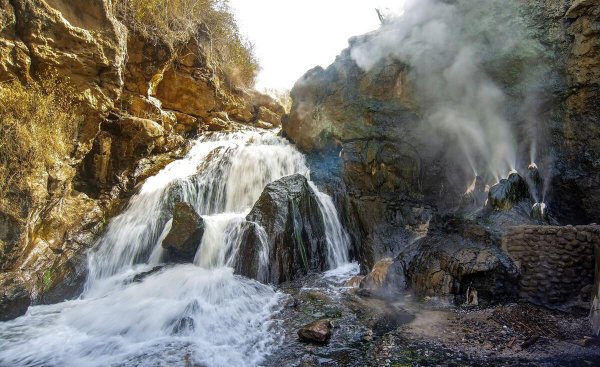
[0,77,80,206]
[116,0,259,87]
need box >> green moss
[42,270,53,291]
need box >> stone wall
[593,241,600,336]
[502,225,600,313]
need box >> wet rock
[397,222,519,305]
[162,203,204,263]
[236,174,328,284]
[231,221,268,281]
[132,266,164,283]
[298,319,332,343]
[255,120,275,130]
[299,355,321,367]
[0,272,31,321]
[205,117,231,132]
[487,173,531,211]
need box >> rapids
[0,129,351,367]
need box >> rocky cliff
[283,0,600,274]
[0,0,284,311]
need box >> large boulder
[234,174,328,284]
[0,272,31,321]
[396,231,519,304]
[162,202,204,263]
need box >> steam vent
[0,0,599,366]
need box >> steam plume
[350,0,550,183]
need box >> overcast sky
[229,0,404,91]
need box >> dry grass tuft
[0,77,80,201]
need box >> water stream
[0,130,351,367]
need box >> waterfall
[0,129,351,367]
[312,186,351,268]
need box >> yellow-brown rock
[257,106,281,127]
[359,258,394,292]
[155,66,220,118]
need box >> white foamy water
[0,129,352,367]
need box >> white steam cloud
[350,0,549,183]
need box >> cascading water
[0,129,352,367]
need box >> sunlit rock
[162,202,205,263]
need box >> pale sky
[229,0,404,91]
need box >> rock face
[0,0,127,145]
[235,174,328,284]
[281,1,600,309]
[284,0,600,234]
[162,203,204,263]
[557,0,600,223]
[298,319,332,343]
[0,272,31,321]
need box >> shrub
[116,0,259,87]
[0,77,80,202]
